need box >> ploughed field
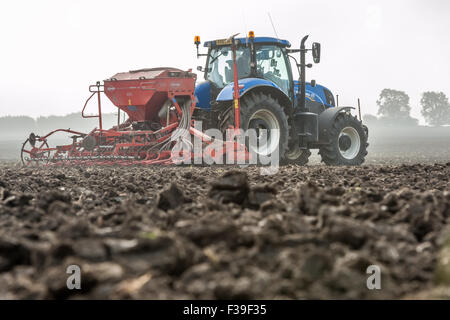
[1,161,450,299]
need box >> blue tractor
[193,33,368,165]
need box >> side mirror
[197,66,203,72]
[312,42,321,63]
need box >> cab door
[255,45,294,101]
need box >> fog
[0,0,449,123]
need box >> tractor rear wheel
[318,112,368,165]
[219,92,289,164]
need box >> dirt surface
[1,161,450,299]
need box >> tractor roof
[204,37,291,48]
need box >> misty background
[0,0,449,162]
[1,0,449,119]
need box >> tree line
[0,113,118,140]
[1,89,449,141]
[364,89,450,127]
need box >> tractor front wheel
[318,113,368,166]
[283,143,311,165]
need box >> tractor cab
[195,35,335,111]
[203,37,293,96]
[197,37,294,105]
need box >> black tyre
[219,92,289,163]
[283,143,311,165]
[318,112,368,165]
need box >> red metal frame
[21,65,249,167]
[82,82,104,130]
[231,38,241,132]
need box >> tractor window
[324,88,335,106]
[206,47,251,88]
[255,45,290,95]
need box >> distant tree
[420,91,450,126]
[0,113,118,140]
[376,89,418,126]
[377,89,411,119]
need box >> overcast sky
[0,0,449,123]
